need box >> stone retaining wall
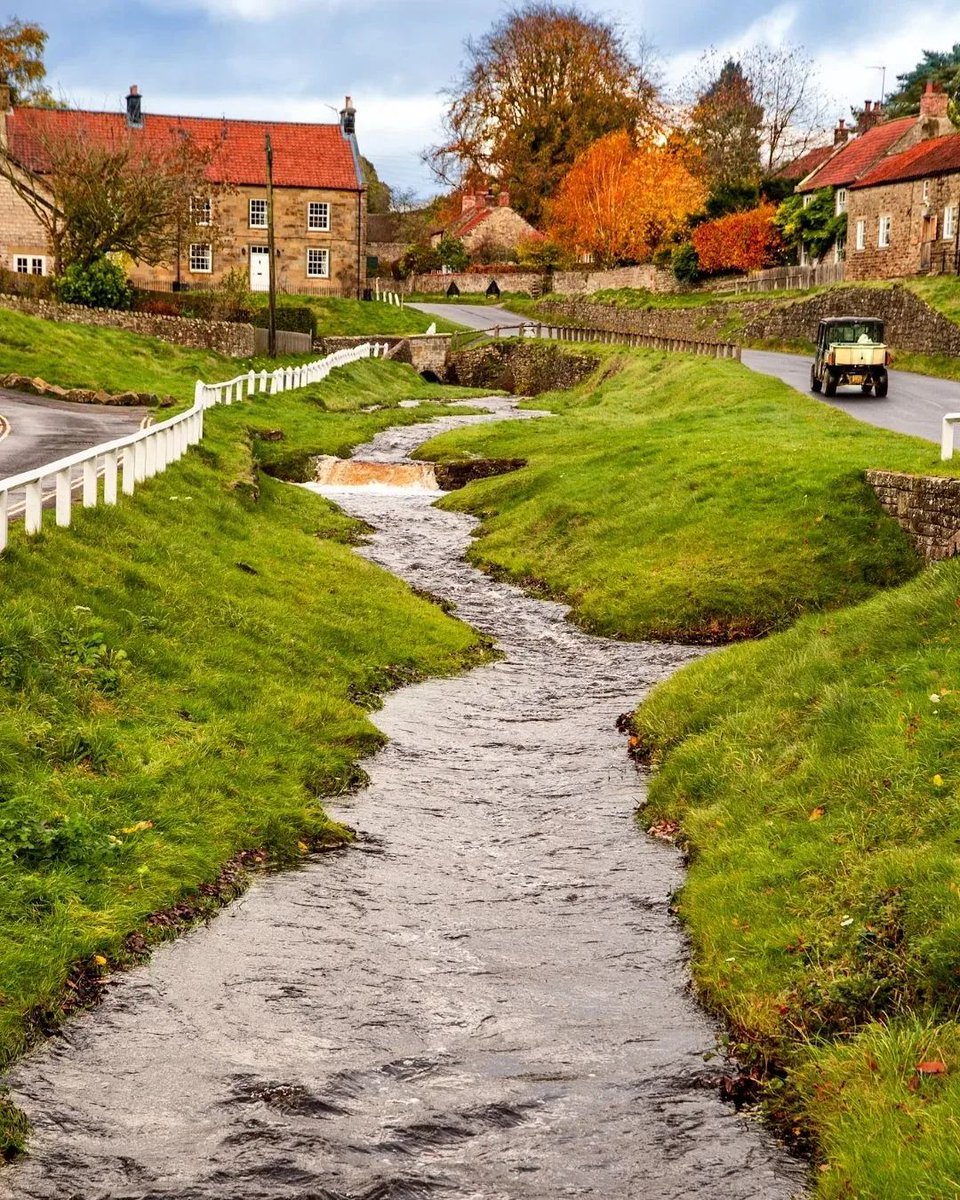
[536,285,960,357]
[405,263,677,298]
[866,469,960,561]
[0,295,256,357]
[446,342,599,395]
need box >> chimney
[920,81,949,120]
[498,189,510,207]
[856,99,884,134]
[126,85,142,129]
[340,95,356,136]
[461,192,477,214]
[833,118,849,146]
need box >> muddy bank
[0,398,806,1199]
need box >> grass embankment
[286,296,465,335]
[419,351,939,642]
[422,347,960,1194]
[0,317,492,1152]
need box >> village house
[0,87,368,297]
[796,84,957,269]
[431,189,539,260]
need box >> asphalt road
[409,301,525,333]
[0,390,150,479]
[742,348,960,445]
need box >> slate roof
[6,106,363,190]
[852,132,960,188]
[797,117,914,191]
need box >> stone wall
[536,285,960,357]
[553,264,676,294]
[388,335,454,379]
[0,294,256,357]
[404,262,677,297]
[866,469,960,561]
[446,341,599,395]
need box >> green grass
[0,316,495,1152]
[905,276,960,327]
[631,556,960,1197]
[417,350,941,642]
[284,296,466,335]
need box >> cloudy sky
[34,0,957,197]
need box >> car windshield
[826,321,883,344]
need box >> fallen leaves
[808,806,825,821]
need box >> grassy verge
[282,296,466,335]
[0,316,494,1152]
[417,350,940,641]
[905,276,960,326]
[631,557,960,1197]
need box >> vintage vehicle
[810,316,890,397]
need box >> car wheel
[810,366,823,393]
[875,377,888,398]
[824,373,837,397]
[861,383,873,396]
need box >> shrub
[55,259,132,310]
[437,236,468,273]
[251,305,316,337]
[517,237,571,272]
[0,267,54,301]
[671,242,701,285]
[691,204,786,274]
[395,243,442,278]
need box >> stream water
[0,398,806,1199]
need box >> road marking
[0,415,9,444]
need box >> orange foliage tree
[691,203,785,273]
[547,131,706,266]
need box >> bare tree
[743,43,830,172]
[0,116,226,274]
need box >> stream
[0,397,806,1199]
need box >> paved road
[742,348,960,445]
[0,390,150,479]
[409,301,525,333]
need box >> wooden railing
[453,321,742,360]
[0,342,389,549]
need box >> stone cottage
[0,87,368,297]
[432,190,540,260]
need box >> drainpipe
[356,190,363,300]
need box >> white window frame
[855,218,866,251]
[188,243,212,274]
[802,194,812,208]
[307,201,330,232]
[306,247,330,279]
[878,215,892,248]
[14,254,45,276]
[945,205,958,241]
[191,196,212,227]
[834,232,846,263]
[835,188,847,215]
[249,198,268,229]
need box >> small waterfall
[313,456,440,491]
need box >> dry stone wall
[537,285,960,357]
[867,469,960,561]
[446,342,599,394]
[0,295,256,357]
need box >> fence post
[194,380,204,407]
[55,469,72,527]
[104,450,118,505]
[82,458,98,507]
[942,416,959,460]
[24,480,42,534]
[122,446,136,495]
[0,492,7,551]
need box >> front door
[250,245,270,292]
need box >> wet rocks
[0,373,172,408]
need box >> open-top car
[810,316,890,397]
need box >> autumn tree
[546,130,705,266]
[426,3,661,224]
[0,116,223,273]
[689,59,763,191]
[0,18,56,105]
[691,203,785,274]
[885,45,960,118]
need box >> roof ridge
[13,104,342,131]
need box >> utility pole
[265,132,277,357]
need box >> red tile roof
[6,106,363,191]
[797,117,914,191]
[775,143,835,181]
[852,132,960,188]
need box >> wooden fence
[453,322,741,360]
[253,327,313,355]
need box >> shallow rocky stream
[0,398,806,1199]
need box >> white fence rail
[0,342,389,549]
[941,413,960,460]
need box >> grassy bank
[631,558,960,1197]
[418,350,939,641]
[287,296,465,335]
[0,317,493,1152]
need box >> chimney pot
[340,95,356,136]
[498,190,510,207]
[126,86,143,129]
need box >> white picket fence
[0,341,389,549]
